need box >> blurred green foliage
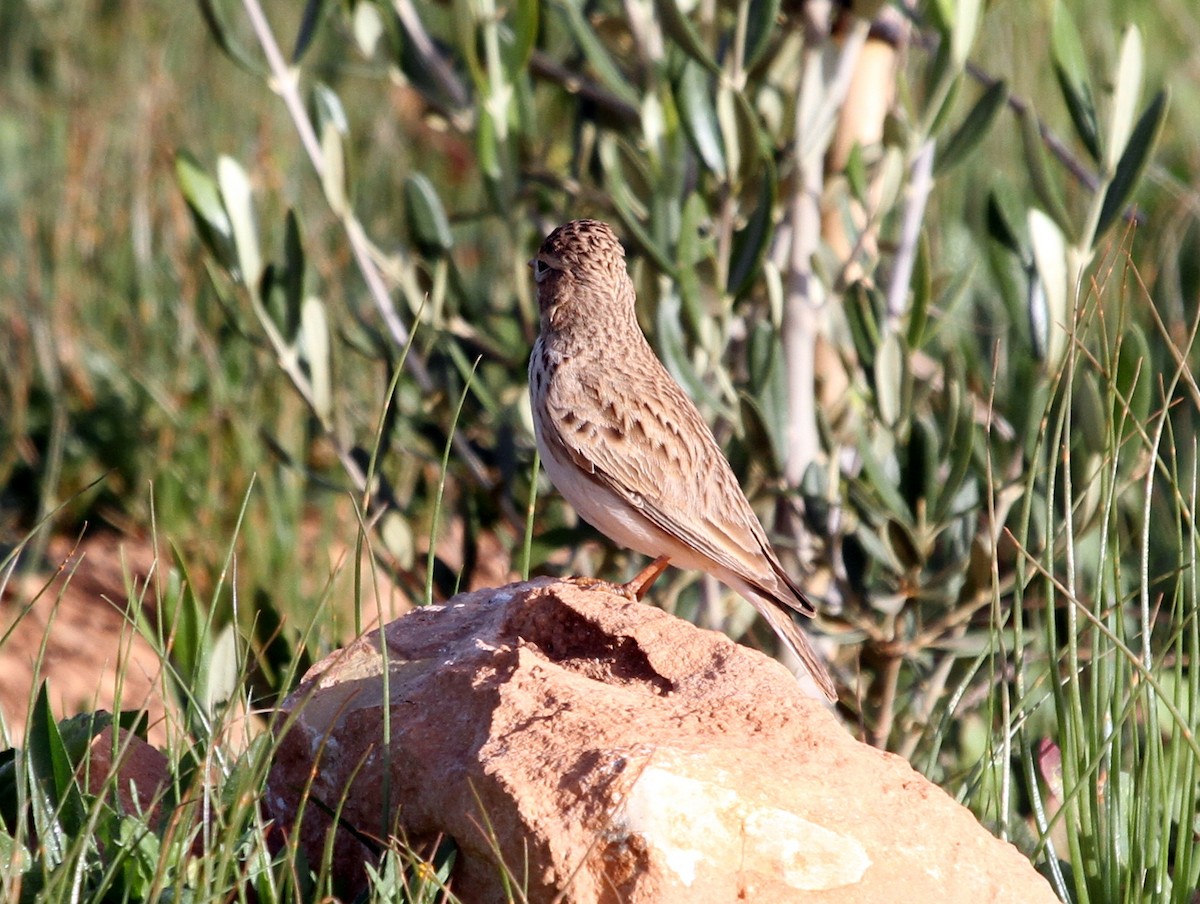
[2,0,1200,899]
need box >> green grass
[2,0,1200,899]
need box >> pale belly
[535,420,709,573]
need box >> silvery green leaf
[935,79,1007,175]
[217,155,262,288]
[300,295,332,423]
[1104,25,1143,176]
[352,1,384,58]
[404,174,455,255]
[175,151,236,271]
[1094,89,1168,243]
[1028,209,1068,366]
[1051,4,1101,162]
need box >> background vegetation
[2,0,1199,900]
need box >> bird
[527,218,837,702]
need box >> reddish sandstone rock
[266,579,1056,903]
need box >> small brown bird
[527,219,836,701]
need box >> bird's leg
[562,556,671,601]
[621,555,671,600]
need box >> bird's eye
[531,258,554,284]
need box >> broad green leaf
[1018,105,1073,240]
[174,151,236,271]
[404,174,455,255]
[1051,4,1101,162]
[727,168,776,297]
[675,62,726,177]
[25,686,73,861]
[1104,25,1144,175]
[1094,89,1168,242]
[654,0,719,74]
[1028,209,1068,366]
[217,155,262,287]
[935,79,1007,175]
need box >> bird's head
[529,219,633,333]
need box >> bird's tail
[758,602,837,703]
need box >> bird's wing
[542,356,815,618]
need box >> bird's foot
[562,575,638,601]
[561,556,671,602]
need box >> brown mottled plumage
[527,219,836,701]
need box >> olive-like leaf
[676,193,708,321]
[1018,105,1073,240]
[654,0,719,74]
[949,0,981,67]
[508,0,539,76]
[907,232,931,349]
[404,174,455,255]
[727,169,777,298]
[196,0,264,75]
[320,122,349,217]
[935,79,1007,175]
[874,330,908,430]
[281,209,305,335]
[846,282,884,370]
[293,0,328,62]
[299,296,332,423]
[675,62,726,177]
[217,155,262,287]
[858,439,912,524]
[1028,209,1068,367]
[984,182,1027,258]
[745,0,781,70]
[655,284,732,419]
[175,151,236,272]
[1094,89,1168,243]
[1051,4,1101,162]
[1104,25,1144,175]
[350,0,384,58]
[549,0,639,107]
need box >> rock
[80,725,170,824]
[266,579,1057,903]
